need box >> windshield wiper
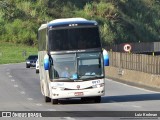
[79,74,102,79]
[58,77,74,80]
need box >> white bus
[38,18,109,104]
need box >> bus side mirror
[103,49,109,66]
[44,54,50,70]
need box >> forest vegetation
[0,0,160,46]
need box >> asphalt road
[0,63,160,120]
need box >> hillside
[0,0,160,46]
[0,42,37,64]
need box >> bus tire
[36,70,39,74]
[45,96,51,102]
[94,96,101,103]
[51,99,58,104]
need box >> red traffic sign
[124,44,132,52]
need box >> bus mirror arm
[49,54,53,66]
[99,57,101,68]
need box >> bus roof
[38,18,98,30]
[48,18,97,27]
[38,24,47,30]
[49,18,88,24]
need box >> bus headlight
[52,87,64,90]
[92,83,104,88]
[58,87,65,90]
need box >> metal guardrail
[109,52,160,75]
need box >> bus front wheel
[45,96,51,102]
[51,99,58,104]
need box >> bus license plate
[74,92,83,96]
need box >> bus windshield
[50,52,104,81]
[50,54,76,80]
[48,27,101,51]
[77,52,104,79]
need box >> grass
[0,42,38,64]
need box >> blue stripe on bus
[48,21,97,27]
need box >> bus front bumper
[50,87,105,99]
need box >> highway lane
[0,63,160,119]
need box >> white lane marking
[48,109,57,111]
[11,79,15,82]
[27,98,33,101]
[132,105,142,108]
[7,72,10,75]
[62,117,76,120]
[14,84,18,88]
[9,75,12,78]
[36,103,42,106]
[106,78,160,93]
[20,91,25,95]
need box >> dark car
[26,55,38,68]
